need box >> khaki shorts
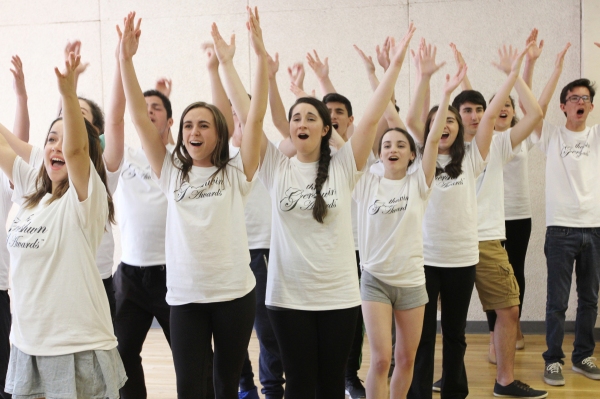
[474,240,520,311]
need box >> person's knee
[496,306,519,322]
[370,352,392,375]
[393,352,416,372]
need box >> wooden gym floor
[141,330,599,398]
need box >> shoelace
[581,357,599,369]
[512,380,534,392]
[546,362,562,373]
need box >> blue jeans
[543,226,600,365]
[239,249,285,399]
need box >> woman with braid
[250,25,415,398]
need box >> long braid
[312,136,332,223]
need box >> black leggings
[171,289,256,399]
[486,218,531,331]
[268,306,359,399]
[0,291,11,399]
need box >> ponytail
[312,137,332,223]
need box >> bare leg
[390,305,425,399]
[494,306,519,385]
[362,301,393,399]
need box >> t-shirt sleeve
[259,140,288,191]
[29,146,44,170]
[498,129,521,165]
[104,157,123,195]
[538,120,558,154]
[10,157,38,206]
[352,172,373,202]
[467,139,488,177]
[229,152,255,196]
[415,164,433,200]
[153,152,176,195]
[334,139,365,190]
[68,159,109,237]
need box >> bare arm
[522,28,544,89]
[268,53,291,137]
[509,77,543,147]
[306,50,336,96]
[351,24,416,170]
[0,121,33,163]
[202,42,235,138]
[0,126,17,180]
[56,40,90,118]
[56,53,91,201]
[423,65,468,186]
[477,44,531,159]
[119,13,166,177]
[450,43,472,91]
[103,28,126,173]
[10,55,30,142]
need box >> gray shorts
[361,270,428,310]
[5,345,127,399]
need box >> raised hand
[64,39,90,76]
[55,51,81,96]
[287,62,305,89]
[266,52,279,79]
[414,39,445,77]
[510,42,533,74]
[155,77,172,97]
[554,42,571,70]
[119,12,142,61]
[410,37,426,74]
[201,42,219,71]
[247,6,266,56]
[449,42,467,69]
[596,42,600,48]
[10,55,27,97]
[353,44,376,74]
[525,28,544,62]
[290,81,314,99]
[444,64,468,94]
[375,37,391,71]
[211,23,235,64]
[388,23,416,68]
[306,49,329,79]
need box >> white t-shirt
[0,175,13,291]
[230,145,271,249]
[115,144,174,266]
[29,147,119,279]
[503,134,537,220]
[353,164,431,287]
[155,152,256,305]
[351,152,377,250]
[423,141,487,267]
[476,130,521,241]
[539,122,600,227]
[260,140,363,310]
[8,157,116,356]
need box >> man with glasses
[535,77,600,386]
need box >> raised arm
[10,55,30,142]
[56,52,91,201]
[155,77,176,145]
[103,27,126,172]
[202,42,235,137]
[0,126,17,180]
[212,23,251,127]
[476,44,530,159]
[450,43,472,91]
[267,53,290,137]
[119,13,166,177]
[306,50,336,96]
[406,39,445,143]
[0,119,33,163]
[422,65,467,186]
[240,7,268,180]
[522,29,544,89]
[56,40,89,117]
[509,76,543,147]
[351,24,416,170]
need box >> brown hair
[24,118,115,224]
[172,102,232,186]
[423,105,465,179]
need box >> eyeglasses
[566,95,591,103]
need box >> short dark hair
[452,90,487,112]
[560,78,596,104]
[322,93,353,117]
[143,89,173,119]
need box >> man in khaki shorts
[453,89,547,398]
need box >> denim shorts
[360,270,428,310]
[5,345,127,399]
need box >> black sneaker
[432,378,441,392]
[345,376,366,399]
[493,380,548,398]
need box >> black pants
[486,218,531,331]
[0,291,11,399]
[171,289,256,399]
[103,276,116,321]
[409,266,476,399]
[268,306,359,399]
[345,251,364,380]
[114,263,172,399]
[239,249,285,399]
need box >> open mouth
[298,133,309,140]
[190,141,203,147]
[388,156,399,162]
[441,133,450,139]
[499,113,508,119]
[50,157,65,169]
[577,109,584,115]
[332,123,339,130]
